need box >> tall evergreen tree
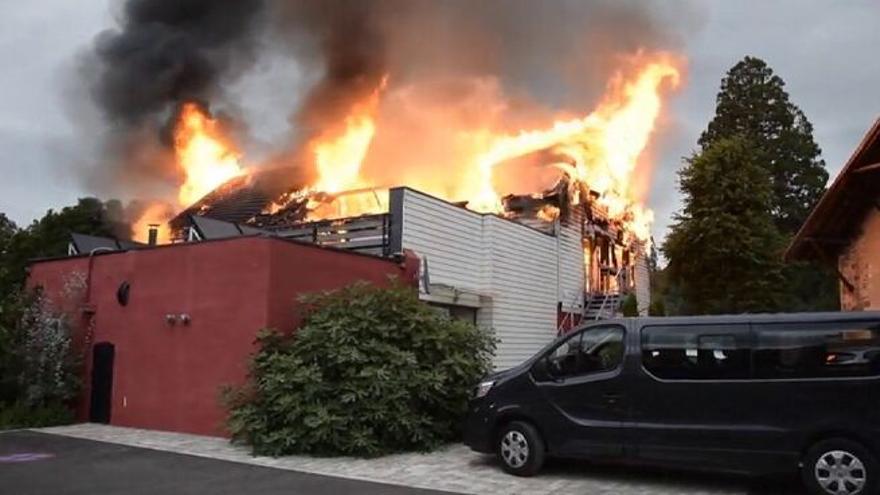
[0,214,17,284]
[700,56,828,234]
[664,137,786,314]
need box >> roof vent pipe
[147,224,159,246]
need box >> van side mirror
[531,357,552,382]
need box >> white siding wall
[557,208,585,313]
[399,189,488,292]
[399,189,584,369]
[634,243,651,316]
[481,217,560,368]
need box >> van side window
[547,326,624,378]
[753,321,880,379]
[642,325,750,380]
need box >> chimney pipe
[147,224,159,246]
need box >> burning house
[24,0,694,434]
[166,175,651,369]
[106,53,679,370]
[60,0,687,372]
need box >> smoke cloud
[79,0,265,195]
[80,0,701,200]
[270,0,699,193]
[91,0,265,124]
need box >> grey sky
[1,0,878,248]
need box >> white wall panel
[399,188,588,369]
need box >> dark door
[89,342,115,424]
[632,323,759,470]
[533,323,628,458]
[743,320,880,469]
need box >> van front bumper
[463,398,494,454]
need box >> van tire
[802,438,879,495]
[496,420,545,477]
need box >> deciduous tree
[664,137,786,314]
[0,198,127,297]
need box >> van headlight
[474,380,495,398]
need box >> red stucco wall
[28,236,417,437]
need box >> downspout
[85,247,115,310]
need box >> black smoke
[91,0,265,125]
[80,0,701,197]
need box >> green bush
[0,287,80,426]
[0,401,75,430]
[648,299,666,316]
[225,281,495,457]
[620,293,639,317]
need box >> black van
[464,312,880,495]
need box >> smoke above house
[77,0,698,242]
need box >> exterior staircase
[583,292,622,320]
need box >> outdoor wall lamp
[165,313,192,326]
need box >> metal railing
[273,213,392,256]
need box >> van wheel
[802,438,878,495]
[496,420,545,477]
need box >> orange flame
[131,203,173,244]
[469,57,680,242]
[305,78,388,219]
[304,54,680,244]
[131,103,244,243]
[175,103,243,206]
[138,53,679,247]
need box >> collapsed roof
[169,166,308,232]
[170,164,636,247]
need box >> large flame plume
[132,103,244,242]
[303,55,681,242]
[136,53,680,245]
[175,103,244,206]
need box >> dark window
[642,325,750,380]
[428,304,477,325]
[547,325,624,378]
[753,320,880,379]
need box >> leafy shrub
[0,401,74,430]
[225,281,495,457]
[648,299,666,316]
[17,289,81,407]
[0,287,80,426]
[620,293,639,317]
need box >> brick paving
[35,424,785,494]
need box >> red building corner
[27,235,419,437]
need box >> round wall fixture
[116,281,131,306]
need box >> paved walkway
[1,430,450,495]
[36,424,795,494]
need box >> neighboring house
[173,175,651,370]
[787,118,880,310]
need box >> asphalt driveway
[0,430,454,495]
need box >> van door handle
[603,392,623,404]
